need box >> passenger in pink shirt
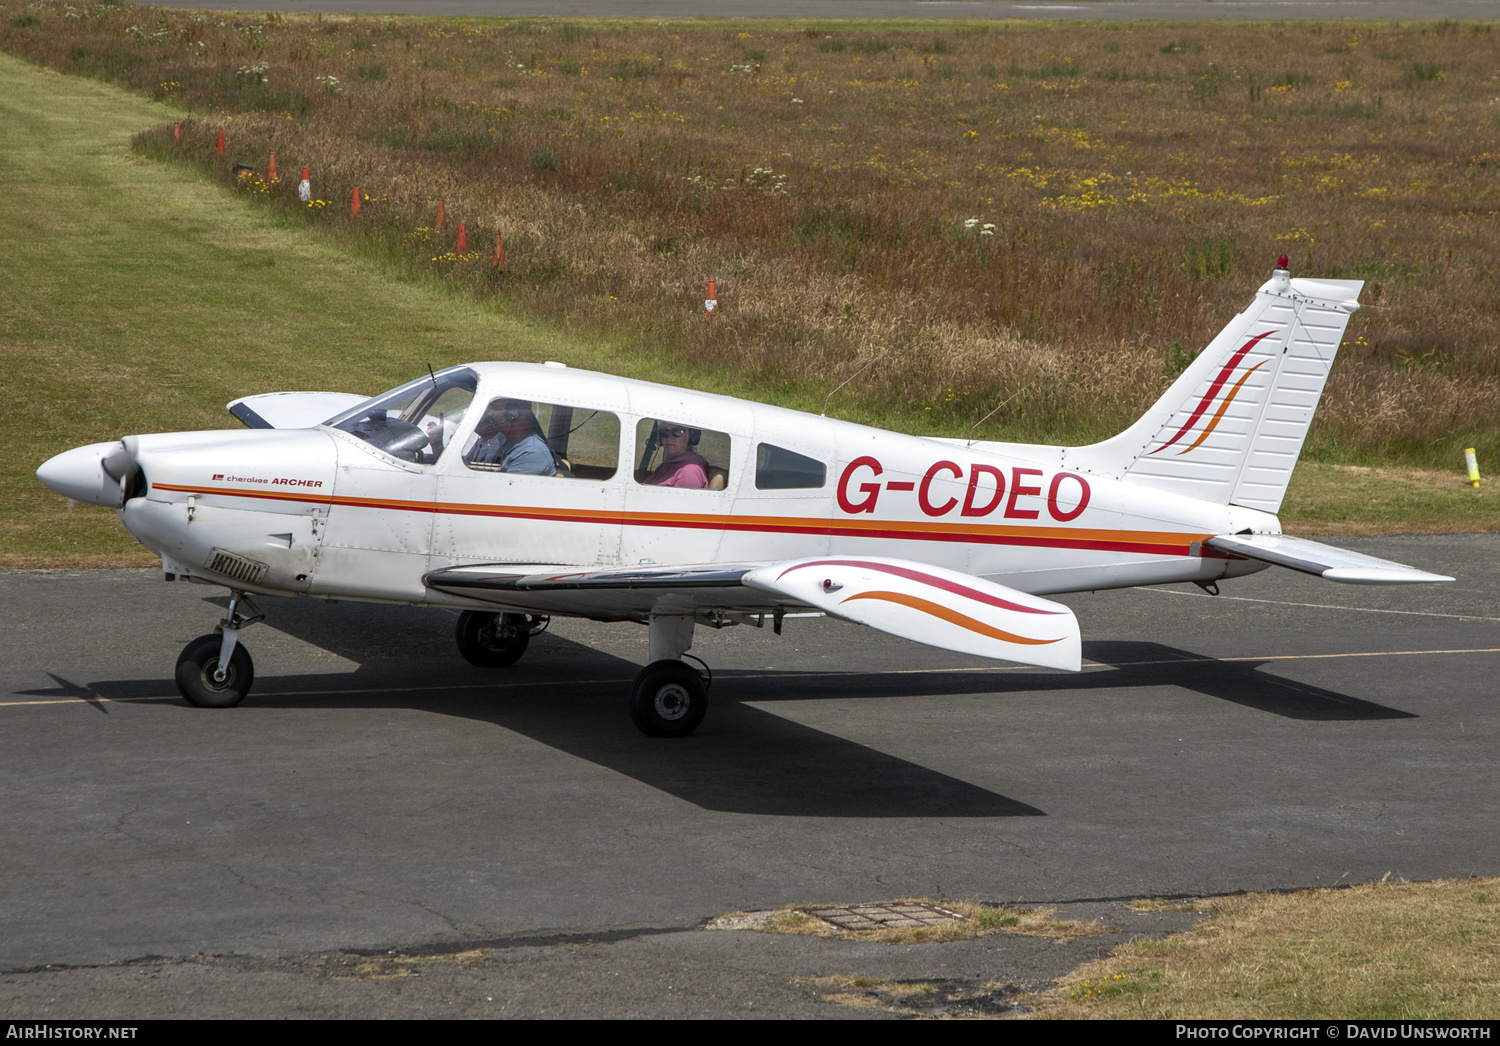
[645,422,710,488]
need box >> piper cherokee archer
[37,262,1451,737]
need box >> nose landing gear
[175,591,264,708]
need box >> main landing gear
[175,591,264,708]
[629,614,710,739]
[454,611,549,668]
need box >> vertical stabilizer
[1066,269,1362,514]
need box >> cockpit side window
[634,419,731,491]
[325,367,478,465]
[463,399,621,480]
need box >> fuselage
[112,362,1273,608]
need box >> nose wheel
[174,591,263,708]
[176,634,255,708]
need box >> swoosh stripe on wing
[777,559,1065,615]
[840,590,1063,646]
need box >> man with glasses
[643,421,710,488]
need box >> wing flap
[744,557,1081,671]
[422,561,799,617]
[1206,534,1453,585]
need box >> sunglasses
[659,427,690,438]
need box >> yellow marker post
[1464,448,1481,488]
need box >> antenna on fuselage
[820,351,885,418]
[965,380,1037,448]
[427,363,438,389]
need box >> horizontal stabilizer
[1206,534,1453,585]
[228,391,369,430]
[744,557,1081,671]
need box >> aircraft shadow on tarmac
[34,607,1414,819]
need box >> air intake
[205,548,269,586]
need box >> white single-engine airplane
[38,261,1451,736]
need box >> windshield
[323,366,479,463]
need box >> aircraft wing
[1205,534,1453,584]
[227,391,369,429]
[424,556,1081,672]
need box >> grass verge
[1030,878,1500,1020]
[1282,463,1496,534]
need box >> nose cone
[36,441,132,508]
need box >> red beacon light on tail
[1277,254,1290,272]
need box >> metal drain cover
[800,902,966,931]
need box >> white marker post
[1465,448,1480,489]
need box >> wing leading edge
[423,556,1082,672]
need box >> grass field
[4,4,1497,470]
[1,30,1494,566]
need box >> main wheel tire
[175,633,254,709]
[629,660,707,738]
[455,611,532,668]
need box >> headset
[638,421,702,474]
[490,399,529,424]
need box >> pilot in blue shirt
[466,400,557,476]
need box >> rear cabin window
[755,444,827,490]
[461,398,620,480]
[634,419,731,491]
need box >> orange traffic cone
[456,222,468,253]
[216,128,225,155]
[268,152,278,183]
[705,279,718,319]
[491,233,505,271]
[435,199,446,230]
[351,185,361,216]
[172,123,180,144]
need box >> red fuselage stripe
[152,483,1212,557]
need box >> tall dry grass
[4,6,1497,463]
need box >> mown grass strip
[0,51,625,566]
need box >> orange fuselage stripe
[152,482,1214,557]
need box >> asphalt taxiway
[1,533,1495,1016]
